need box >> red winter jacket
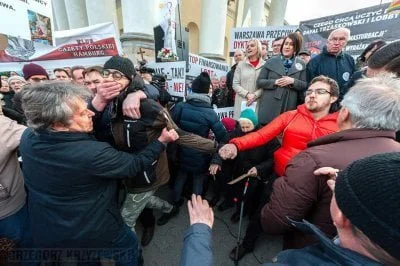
[230,104,339,176]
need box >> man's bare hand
[187,194,214,229]
[314,167,339,191]
[247,167,258,177]
[91,81,121,111]
[158,128,179,144]
[209,164,221,175]
[218,144,238,160]
[122,90,147,119]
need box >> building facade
[52,0,288,64]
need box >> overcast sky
[285,0,392,25]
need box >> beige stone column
[64,0,89,29]
[199,0,228,61]
[268,0,288,26]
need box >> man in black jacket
[226,50,244,107]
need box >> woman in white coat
[232,39,265,119]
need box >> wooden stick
[228,173,253,185]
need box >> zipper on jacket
[143,171,151,184]
[126,124,131,148]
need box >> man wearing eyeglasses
[306,28,355,100]
[219,75,340,259]
[89,56,217,254]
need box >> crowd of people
[1,27,400,266]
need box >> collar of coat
[263,55,306,76]
[308,128,396,148]
[244,58,265,69]
[186,93,212,106]
[32,128,96,142]
[287,219,382,265]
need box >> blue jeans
[0,204,32,248]
[173,170,206,202]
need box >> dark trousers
[138,208,156,228]
[241,173,278,250]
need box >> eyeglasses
[102,70,126,80]
[305,88,332,96]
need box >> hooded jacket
[230,104,339,176]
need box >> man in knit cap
[89,57,217,250]
[22,63,49,83]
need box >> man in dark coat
[260,75,400,250]
[226,50,244,107]
[159,72,227,225]
[307,28,355,100]
[19,82,178,265]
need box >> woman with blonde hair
[232,39,264,119]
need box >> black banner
[299,3,400,59]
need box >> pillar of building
[120,0,156,63]
[64,0,89,29]
[199,0,228,61]
[268,0,288,26]
[52,0,69,30]
[85,0,119,32]
[250,0,265,27]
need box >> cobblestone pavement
[137,186,283,266]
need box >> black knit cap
[191,72,211,94]
[104,56,136,81]
[335,152,400,260]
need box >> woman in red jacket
[220,75,340,177]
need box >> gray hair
[341,74,400,131]
[329,28,351,41]
[21,81,92,130]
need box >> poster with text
[187,53,229,81]
[0,0,54,47]
[214,107,235,121]
[230,25,298,55]
[0,22,121,67]
[299,3,400,59]
[147,61,186,100]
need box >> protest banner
[0,0,54,46]
[214,106,235,121]
[230,26,298,56]
[0,22,121,72]
[147,61,186,101]
[187,53,229,81]
[299,3,400,59]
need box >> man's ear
[340,107,350,122]
[330,96,339,104]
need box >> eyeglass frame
[304,88,332,96]
[102,70,127,81]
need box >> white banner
[187,53,229,81]
[0,0,54,46]
[0,22,121,72]
[230,26,298,54]
[147,61,186,98]
[214,106,235,121]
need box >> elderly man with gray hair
[258,74,400,250]
[19,82,178,265]
[307,28,355,99]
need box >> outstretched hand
[187,194,214,229]
[218,144,238,160]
